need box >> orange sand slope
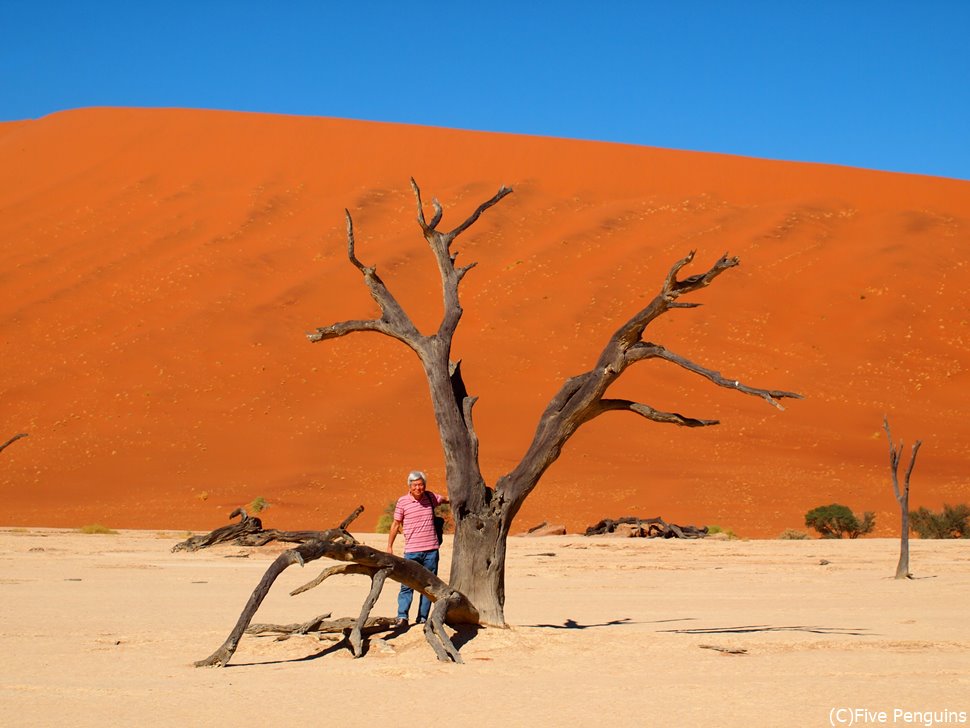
[1,107,968,536]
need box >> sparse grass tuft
[778,528,810,540]
[247,496,269,514]
[78,523,117,535]
[376,501,396,534]
[706,525,738,540]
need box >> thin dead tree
[883,416,922,579]
[307,179,801,626]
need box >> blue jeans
[397,549,439,622]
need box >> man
[386,470,449,626]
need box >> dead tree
[172,508,264,552]
[883,416,922,579]
[173,505,366,551]
[194,509,477,667]
[307,179,801,626]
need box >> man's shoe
[394,618,408,628]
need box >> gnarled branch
[593,399,718,428]
[0,433,28,455]
[653,345,797,404]
[306,209,421,347]
[503,252,802,506]
[193,509,478,667]
[172,508,264,552]
[444,185,513,242]
[308,180,513,515]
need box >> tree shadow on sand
[659,624,874,636]
[220,622,414,667]
[524,617,636,630]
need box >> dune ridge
[1,107,968,536]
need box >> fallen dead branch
[584,516,708,538]
[699,643,748,655]
[187,507,478,667]
[246,613,399,641]
[172,505,365,552]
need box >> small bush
[778,528,810,540]
[909,504,970,539]
[375,501,396,534]
[78,524,117,535]
[706,525,738,540]
[805,504,875,539]
[247,496,269,514]
[436,503,454,534]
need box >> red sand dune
[1,107,968,537]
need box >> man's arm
[387,519,403,553]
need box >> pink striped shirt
[394,491,444,552]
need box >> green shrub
[706,525,738,539]
[375,501,396,534]
[805,504,875,539]
[778,528,810,540]
[78,523,117,535]
[247,496,269,514]
[909,504,970,539]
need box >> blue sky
[2,1,968,180]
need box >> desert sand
[1,527,968,727]
[1,107,969,538]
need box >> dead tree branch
[305,180,513,522]
[246,614,398,640]
[0,433,28,455]
[172,505,363,552]
[193,509,477,667]
[171,508,264,552]
[502,250,803,510]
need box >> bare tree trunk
[449,504,511,626]
[884,416,922,580]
